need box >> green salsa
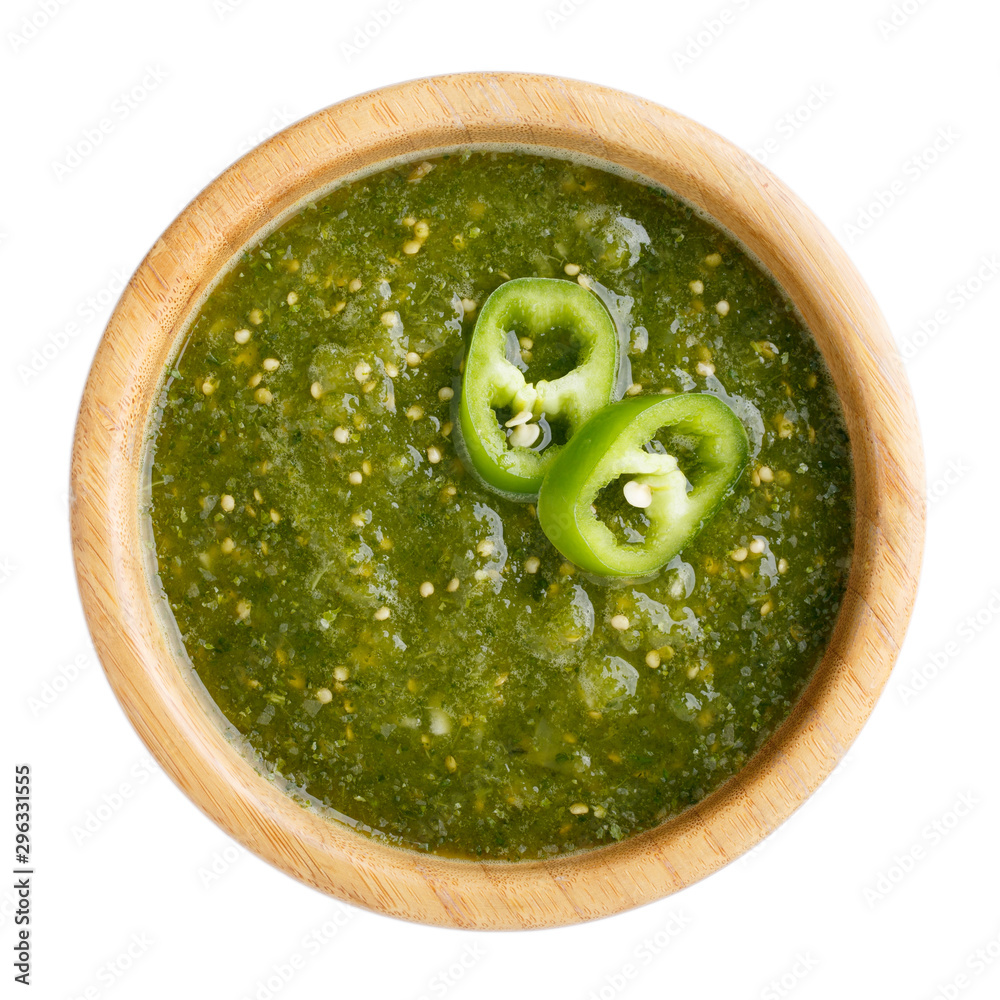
[147,149,853,859]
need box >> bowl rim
[70,71,925,930]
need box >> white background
[3,0,998,998]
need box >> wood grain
[70,73,925,929]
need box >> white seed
[254,387,273,405]
[524,555,541,574]
[316,688,333,704]
[715,300,730,316]
[446,577,460,592]
[220,494,235,512]
[270,509,281,524]
[504,408,533,427]
[625,382,643,396]
[689,280,704,294]
[262,357,280,371]
[381,311,397,327]
[419,581,435,598]
[385,362,399,378]
[310,381,323,399]
[569,802,589,815]
[286,291,298,306]
[564,263,581,276]
[234,328,251,344]
[249,372,262,388]
[623,480,652,508]
[236,599,251,620]
[705,253,722,267]
[749,537,766,554]
[402,239,422,255]
[374,606,390,621]
[477,540,495,557]
[221,537,235,554]
[348,471,363,485]
[414,220,430,239]
[760,599,774,616]
[333,666,349,682]
[778,557,789,574]
[519,337,533,351]
[438,386,454,401]
[731,547,748,562]
[461,297,477,315]
[427,446,442,464]
[405,351,421,367]
[610,614,630,631]
[406,405,424,421]
[696,361,716,377]
[509,422,540,448]
[348,278,363,292]
[645,650,661,669]
[354,361,371,382]
[333,426,350,444]
[758,465,774,483]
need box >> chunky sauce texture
[148,150,853,859]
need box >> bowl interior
[70,72,924,929]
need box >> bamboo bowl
[71,73,924,929]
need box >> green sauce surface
[148,150,853,859]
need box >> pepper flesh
[458,277,619,498]
[536,393,749,577]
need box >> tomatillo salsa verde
[147,149,853,859]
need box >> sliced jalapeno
[536,394,749,578]
[457,277,619,499]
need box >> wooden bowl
[71,73,924,929]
